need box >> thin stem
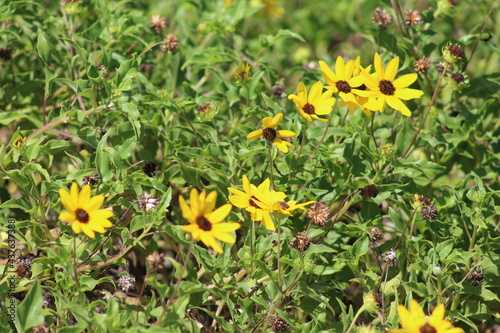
[315,108,335,150]
[73,237,80,290]
[276,218,282,292]
[268,145,275,189]
[166,240,194,307]
[402,63,448,159]
[370,112,378,149]
[289,121,308,181]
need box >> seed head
[269,315,289,332]
[372,8,393,27]
[82,173,100,186]
[271,84,287,99]
[117,274,136,292]
[0,47,13,61]
[443,43,465,64]
[451,72,465,84]
[414,56,431,75]
[161,34,179,53]
[383,248,399,265]
[469,268,484,286]
[139,63,154,75]
[150,15,169,34]
[146,252,165,272]
[197,102,218,122]
[360,185,379,200]
[404,10,423,26]
[363,292,382,314]
[370,227,383,242]
[422,205,438,220]
[290,233,311,253]
[138,192,160,212]
[142,161,159,177]
[307,201,332,227]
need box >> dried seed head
[138,192,160,212]
[150,15,169,34]
[404,10,423,26]
[197,102,218,122]
[416,195,432,207]
[381,144,396,159]
[82,173,100,186]
[270,315,289,332]
[142,161,160,177]
[360,185,379,200]
[307,201,331,227]
[117,274,136,292]
[146,252,165,272]
[98,64,107,77]
[271,84,287,99]
[0,47,13,61]
[33,323,50,333]
[372,8,393,27]
[161,34,179,53]
[139,63,154,75]
[290,233,311,253]
[443,43,465,64]
[469,268,484,286]
[414,56,431,74]
[370,226,383,242]
[383,248,399,265]
[422,205,438,220]
[15,256,33,278]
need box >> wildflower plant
[0,0,499,332]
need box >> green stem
[346,305,366,333]
[73,237,81,290]
[289,121,308,181]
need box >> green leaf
[36,32,51,65]
[259,29,305,48]
[16,279,44,331]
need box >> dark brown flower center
[419,323,437,333]
[196,215,212,231]
[354,83,366,90]
[75,208,90,223]
[262,127,277,141]
[302,103,316,115]
[379,79,396,95]
[336,80,351,93]
[249,195,261,208]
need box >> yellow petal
[386,95,411,116]
[270,113,283,128]
[393,73,418,89]
[385,56,400,81]
[247,130,263,140]
[262,116,274,128]
[395,88,424,100]
[273,139,289,153]
[276,130,296,137]
[308,81,324,103]
[209,203,232,223]
[72,221,82,234]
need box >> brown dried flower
[307,201,331,227]
[422,205,438,220]
[370,227,383,242]
[414,56,431,74]
[290,233,311,253]
[138,192,160,212]
[82,173,100,186]
[147,252,165,272]
[150,15,169,34]
[270,315,289,332]
[360,185,379,200]
[404,10,424,26]
[372,8,393,27]
[161,34,179,53]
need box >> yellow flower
[319,56,365,106]
[288,81,336,121]
[247,113,296,153]
[255,0,285,18]
[234,63,251,82]
[180,188,240,254]
[390,300,463,333]
[228,175,286,231]
[274,200,315,216]
[358,53,424,116]
[59,182,113,238]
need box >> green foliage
[1,0,499,332]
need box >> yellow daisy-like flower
[359,53,424,116]
[247,113,296,153]
[255,0,285,18]
[234,63,251,82]
[390,300,463,333]
[288,81,336,122]
[228,175,286,231]
[319,56,365,106]
[180,188,240,254]
[274,200,315,216]
[59,182,114,238]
